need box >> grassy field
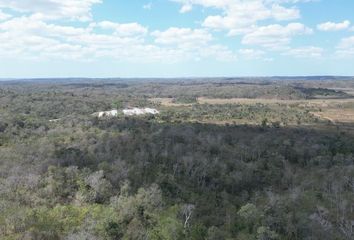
[152,96,354,106]
[312,109,354,123]
[151,95,354,126]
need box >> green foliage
[206,226,226,240]
[148,207,184,240]
[158,103,318,126]
[172,96,197,104]
[256,226,279,240]
[238,203,263,232]
[1,79,354,240]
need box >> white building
[123,108,159,116]
[144,108,160,115]
[94,108,159,118]
[95,109,118,118]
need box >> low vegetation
[1,77,354,240]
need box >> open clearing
[312,109,354,124]
[151,97,354,124]
[150,97,193,107]
[198,97,354,107]
[152,97,354,106]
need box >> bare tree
[182,204,195,229]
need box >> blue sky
[0,0,354,78]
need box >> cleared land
[152,96,354,106]
[312,109,354,124]
[151,96,354,125]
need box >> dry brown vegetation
[312,109,354,124]
[151,96,354,125]
[2,78,354,240]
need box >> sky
[0,0,354,78]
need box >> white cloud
[0,16,84,34]
[0,16,146,60]
[0,9,11,21]
[239,48,265,60]
[242,23,312,49]
[0,16,93,60]
[0,0,102,21]
[173,0,300,35]
[266,0,317,3]
[0,15,235,63]
[152,27,212,46]
[283,46,323,58]
[317,20,350,31]
[202,1,272,30]
[143,3,152,10]
[151,27,236,61]
[0,0,334,64]
[172,0,231,10]
[336,36,354,57]
[199,44,237,61]
[180,4,193,13]
[271,4,300,21]
[337,36,354,49]
[91,21,148,37]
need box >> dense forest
[1,78,354,240]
